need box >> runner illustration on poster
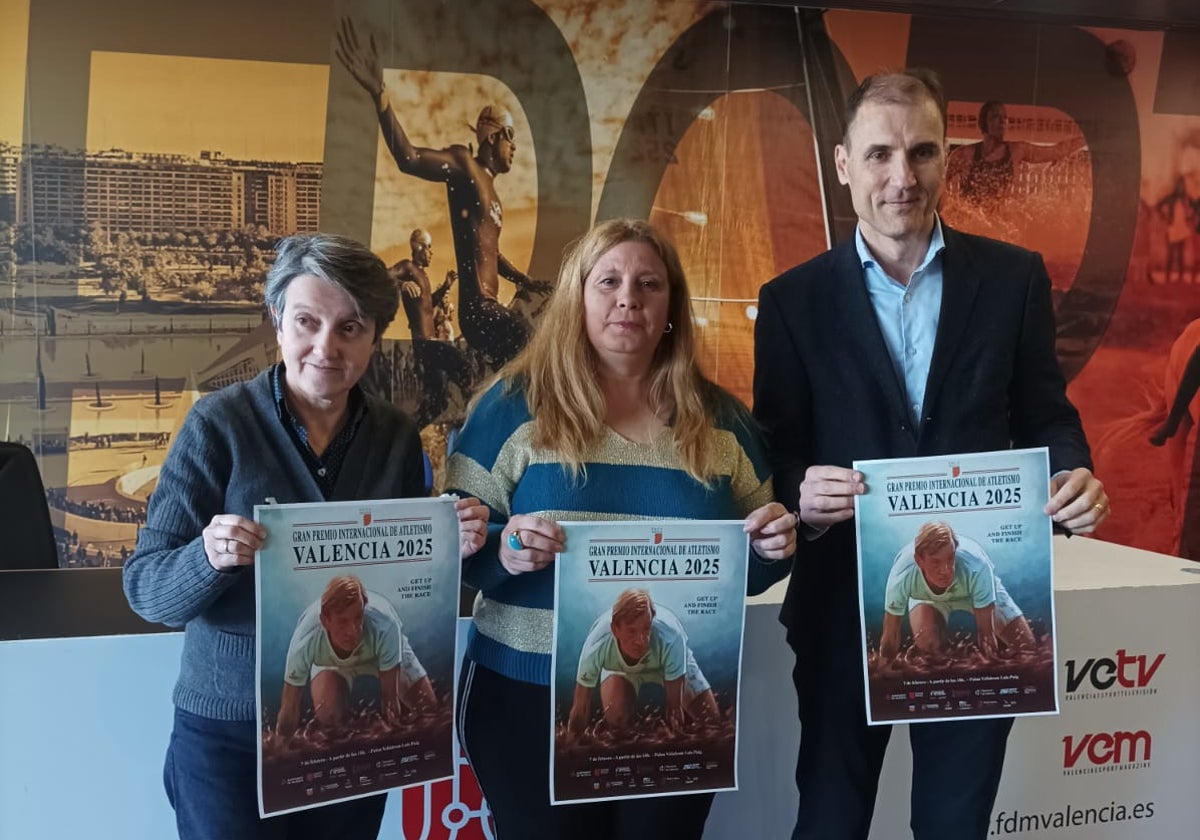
[854,448,1057,725]
[254,496,461,817]
[550,519,748,805]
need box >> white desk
[709,536,1200,840]
[2,538,1196,839]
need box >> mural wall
[2,0,1198,571]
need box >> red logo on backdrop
[1064,649,1165,694]
[950,463,960,478]
[1062,730,1152,770]
[398,751,492,839]
[363,512,372,526]
[653,529,663,545]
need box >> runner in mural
[1148,320,1200,559]
[335,17,552,369]
[1155,177,1197,284]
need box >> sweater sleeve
[445,383,525,593]
[122,405,245,626]
[718,394,794,597]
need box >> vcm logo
[1064,649,1165,693]
[1062,730,1152,768]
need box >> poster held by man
[854,447,1057,725]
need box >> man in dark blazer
[752,69,1109,840]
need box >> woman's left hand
[455,496,490,558]
[745,502,797,561]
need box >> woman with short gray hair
[263,232,399,341]
[123,232,488,840]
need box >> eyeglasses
[497,125,515,142]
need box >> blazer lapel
[923,226,981,421]
[832,243,910,422]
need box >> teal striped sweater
[444,379,790,686]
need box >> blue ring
[506,530,524,551]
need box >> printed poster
[550,519,749,804]
[854,448,1057,725]
[254,496,461,817]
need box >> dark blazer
[752,225,1091,660]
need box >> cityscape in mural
[2,0,1199,574]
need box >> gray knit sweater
[123,368,424,721]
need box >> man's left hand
[1045,467,1109,535]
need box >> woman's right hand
[499,515,564,575]
[203,514,267,571]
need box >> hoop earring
[663,322,674,334]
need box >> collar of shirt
[853,216,946,282]
[271,362,368,497]
[855,217,947,430]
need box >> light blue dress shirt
[854,218,947,430]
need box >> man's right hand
[335,17,383,98]
[797,465,865,529]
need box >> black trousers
[791,645,1013,840]
[458,660,714,840]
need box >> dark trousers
[458,660,714,840]
[791,649,1012,840]
[164,708,386,840]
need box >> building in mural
[2,1,1199,578]
[12,144,321,235]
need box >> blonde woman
[446,218,795,839]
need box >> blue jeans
[164,707,386,840]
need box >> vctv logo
[1062,730,1151,771]
[1064,649,1164,695]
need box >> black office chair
[0,442,60,569]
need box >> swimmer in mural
[947,100,1086,202]
[336,17,552,369]
[391,228,472,425]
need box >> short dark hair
[265,233,398,340]
[977,100,1005,133]
[842,68,947,147]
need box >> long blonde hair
[491,218,722,483]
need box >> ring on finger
[225,538,233,554]
[506,530,524,551]
[1092,501,1106,515]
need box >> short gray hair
[265,233,398,340]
